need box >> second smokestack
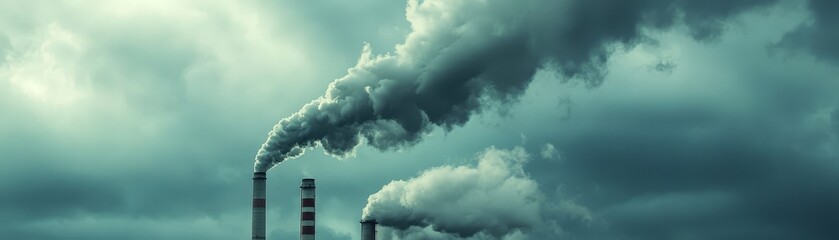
[300,178,316,240]
[360,219,377,240]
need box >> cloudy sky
[1,0,838,239]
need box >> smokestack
[300,178,316,240]
[360,219,377,240]
[252,172,267,240]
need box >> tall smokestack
[360,219,377,240]
[252,172,267,240]
[300,178,316,240]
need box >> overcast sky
[1,0,838,240]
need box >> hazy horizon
[1,0,838,239]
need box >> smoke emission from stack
[252,172,267,240]
[300,178,316,240]
[363,147,542,239]
[253,0,779,171]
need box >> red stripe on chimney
[301,198,315,207]
[253,199,265,208]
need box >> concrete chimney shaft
[360,219,377,240]
[252,172,267,240]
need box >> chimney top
[301,178,316,188]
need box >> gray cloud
[0,0,411,239]
[775,0,839,62]
[533,105,839,239]
[2,0,839,239]
[832,108,839,136]
[0,171,123,221]
[511,14,839,238]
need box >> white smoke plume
[254,0,781,171]
[362,147,542,239]
[377,226,529,240]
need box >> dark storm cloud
[513,22,839,238]
[775,0,839,62]
[832,108,839,135]
[0,170,123,221]
[546,116,839,239]
[2,0,838,240]
[255,0,785,171]
[0,146,254,240]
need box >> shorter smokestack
[360,219,377,240]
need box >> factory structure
[252,174,376,240]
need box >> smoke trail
[254,0,779,171]
[363,147,542,239]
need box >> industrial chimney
[300,178,316,240]
[252,172,267,240]
[360,219,377,240]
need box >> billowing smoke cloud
[254,0,783,171]
[362,147,542,239]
